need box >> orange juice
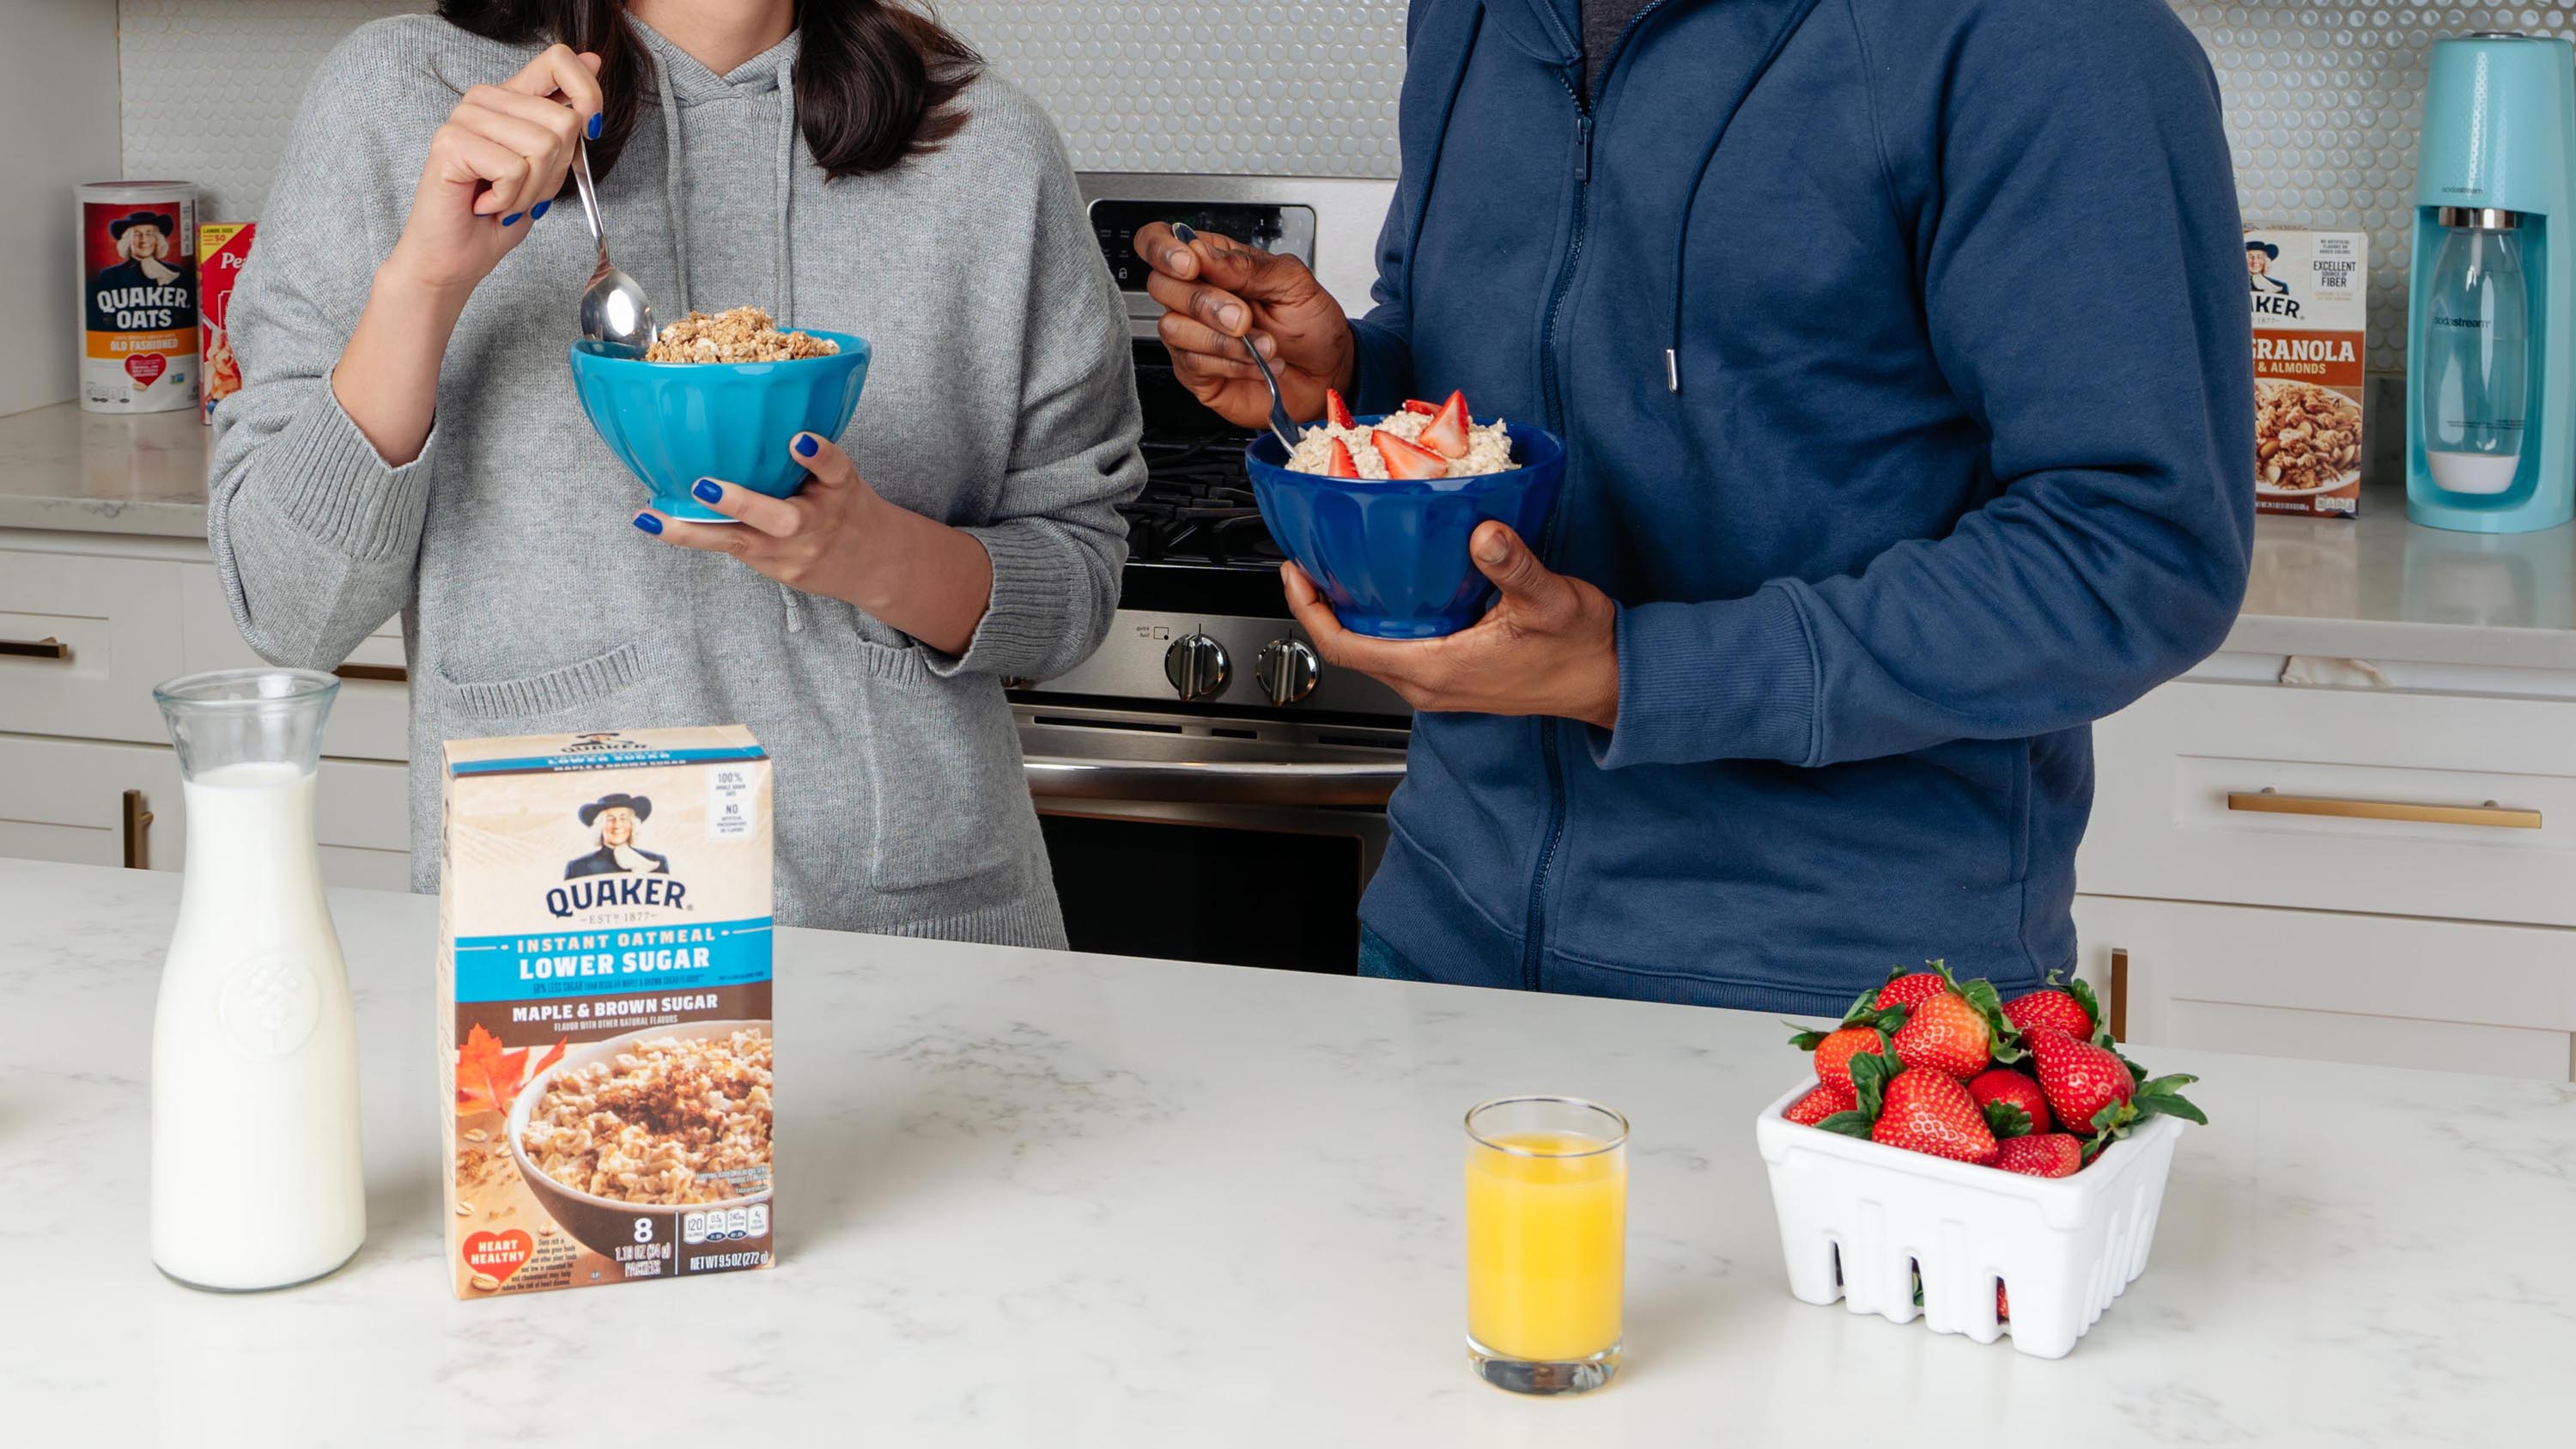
[1465,1129,1626,1361]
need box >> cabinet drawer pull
[334,663,408,684]
[122,788,154,871]
[2226,789,2541,831]
[1,636,70,661]
[2107,947,2129,1044]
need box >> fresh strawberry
[1325,437,1360,479]
[1890,990,1996,1080]
[2002,971,2103,1042]
[1783,1079,1855,1126]
[1419,389,1473,459]
[1868,1066,1999,1164]
[1996,1282,2010,1320]
[1875,968,1952,1012]
[1966,1067,2051,1135]
[1992,1132,2084,1178]
[2023,1027,2136,1133]
[1798,1025,1889,1093]
[1324,388,1356,429]
[1371,429,1449,480]
[1400,398,1438,416]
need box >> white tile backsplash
[112,1,2576,372]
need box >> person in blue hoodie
[1140,0,2253,1014]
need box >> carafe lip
[152,667,340,711]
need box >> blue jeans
[1358,924,1431,981]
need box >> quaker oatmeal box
[440,726,775,1300]
[2247,227,2367,517]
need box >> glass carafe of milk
[149,668,364,1290]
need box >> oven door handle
[1023,754,1405,807]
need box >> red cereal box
[200,222,253,423]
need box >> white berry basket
[1754,1078,2186,1359]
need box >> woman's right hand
[1135,222,1355,428]
[384,44,604,298]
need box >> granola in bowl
[644,306,840,364]
[519,1026,773,1205]
[2254,378,2363,494]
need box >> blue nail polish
[632,512,662,534]
[586,112,603,140]
[793,434,818,458]
[692,478,723,503]
[1171,222,1197,244]
[530,199,550,221]
[500,212,522,227]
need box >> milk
[150,762,364,1290]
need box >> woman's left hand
[634,431,889,602]
[633,430,995,656]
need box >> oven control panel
[1018,610,1408,719]
[1091,198,1318,293]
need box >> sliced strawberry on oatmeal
[1326,437,1361,479]
[1419,390,1473,460]
[1401,398,1438,416]
[1372,430,1450,480]
[1325,389,1356,429]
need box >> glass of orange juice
[1463,1096,1628,1394]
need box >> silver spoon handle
[571,135,611,276]
[1243,338,1300,454]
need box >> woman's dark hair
[436,1,981,181]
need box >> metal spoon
[570,134,656,356]
[1173,222,1297,452]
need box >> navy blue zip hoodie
[1350,0,2253,1014]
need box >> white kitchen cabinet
[2072,894,2575,1081]
[1,527,412,891]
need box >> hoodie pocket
[847,639,1021,892]
[437,642,649,723]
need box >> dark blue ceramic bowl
[1245,418,1568,639]
[568,329,870,521]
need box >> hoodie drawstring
[654,57,691,314]
[1659,0,1825,393]
[770,56,803,632]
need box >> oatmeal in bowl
[1283,388,1518,481]
[507,1021,775,1257]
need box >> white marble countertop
[3,857,2567,1446]
[0,400,213,539]
[6,394,2574,668]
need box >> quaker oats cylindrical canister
[76,180,201,414]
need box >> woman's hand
[634,432,998,659]
[383,44,604,298]
[1134,222,1355,429]
[1283,522,1623,730]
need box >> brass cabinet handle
[334,662,408,684]
[2107,947,2129,1044]
[1,636,70,661]
[121,788,154,870]
[2226,788,2541,831]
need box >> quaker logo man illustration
[563,794,671,879]
[87,210,195,329]
[2246,240,2290,295]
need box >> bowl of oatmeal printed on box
[1245,388,1568,639]
[568,306,870,523]
[507,1020,774,1261]
[2254,378,2364,496]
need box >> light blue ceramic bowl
[568,329,870,521]
[1246,417,1568,639]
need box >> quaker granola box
[439,726,775,1299]
[2247,227,2367,517]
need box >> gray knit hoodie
[208,15,1145,946]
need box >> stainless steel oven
[1015,174,1410,973]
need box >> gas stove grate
[1122,430,1283,568]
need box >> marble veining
[0,858,2567,1446]
[0,402,211,539]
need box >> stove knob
[1164,634,1230,701]
[1255,638,1321,705]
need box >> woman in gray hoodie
[208,0,1145,945]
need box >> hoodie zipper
[1521,0,1670,994]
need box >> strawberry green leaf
[2134,1092,2208,1126]
[1788,1026,1828,1050]
[2138,1074,2199,1097]
[1839,989,1879,1025]
[1983,1100,2033,1138]
[2079,1131,2111,1163]
[1814,1111,1874,1138]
